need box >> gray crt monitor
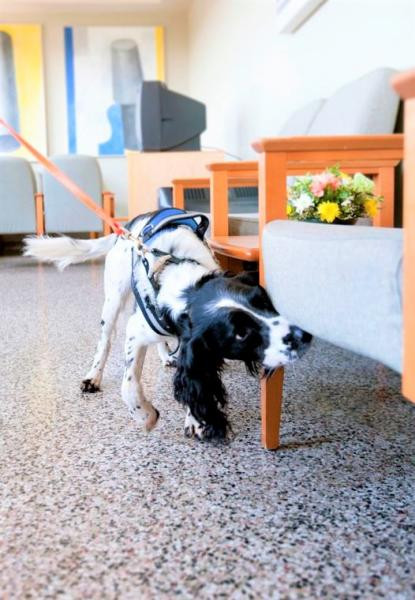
[136,81,206,151]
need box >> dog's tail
[23,234,117,271]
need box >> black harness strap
[131,248,175,337]
[129,209,210,338]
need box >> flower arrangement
[286,166,383,223]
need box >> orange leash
[0,118,125,236]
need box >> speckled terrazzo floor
[1,256,415,600]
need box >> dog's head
[181,271,311,372]
[173,271,312,439]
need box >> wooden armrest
[172,176,257,188]
[207,160,258,173]
[252,134,403,154]
[392,69,415,99]
[172,178,209,187]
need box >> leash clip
[121,229,150,258]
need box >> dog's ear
[231,271,259,287]
[173,326,230,440]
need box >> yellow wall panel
[0,24,46,157]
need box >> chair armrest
[253,134,404,236]
[392,69,415,99]
[172,177,210,188]
[207,161,258,173]
[252,134,403,154]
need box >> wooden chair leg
[372,166,395,227]
[261,367,284,450]
[215,254,229,270]
[256,150,288,450]
[34,193,45,235]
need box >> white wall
[1,7,189,215]
[187,0,415,159]
[2,0,413,218]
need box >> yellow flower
[286,204,294,216]
[317,201,340,223]
[340,171,352,181]
[364,198,378,217]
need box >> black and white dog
[24,211,311,440]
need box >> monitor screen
[136,81,206,151]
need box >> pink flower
[323,172,342,190]
[311,179,325,197]
[310,172,341,197]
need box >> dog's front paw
[184,424,204,439]
[184,410,230,441]
[81,379,101,393]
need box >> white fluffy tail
[23,234,117,270]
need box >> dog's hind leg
[121,310,161,431]
[81,243,131,393]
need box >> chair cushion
[0,157,37,233]
[42,155,103,233]
[279,98,325,136]
[262,220,402,372]
[308,68,400,135]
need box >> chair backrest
[280,68,400,138]
[279,98,325,136]
[42,155,103,233]
[0,156,37,234]
[308,67,400,135]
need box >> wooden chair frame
[34,189,124,237]
[172,137,402,266]
[172,134,404,449]
[173,167,259,267]
[253,134,403,449]
[392,71,415,403]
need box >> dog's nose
[283,326,313,349]
[297,328,313,345]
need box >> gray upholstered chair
[41,155,114,235]
[263,221,402,373]
[0,156,41,235]
[172,67,402,248]
[307,68,400,136]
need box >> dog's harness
[125,208,210,338]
